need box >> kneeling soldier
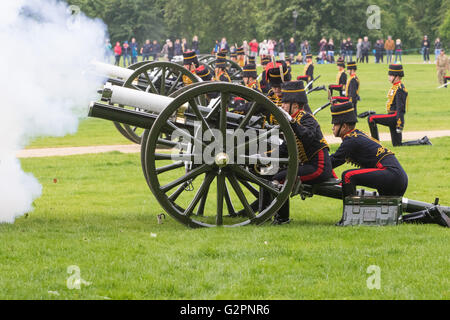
[330,101,449,227]
[328,57,347,97]
[368,64,431,146]
[270,81,333,225]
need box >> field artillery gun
[88,81,450,228]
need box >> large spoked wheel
[143,82,298,228]
[113,62,200,144]
[207,58,243,82]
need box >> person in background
[340,39,347,61]
[181,38,188,53]
[174,39,183,58]
[278,39,285,61]
[268,39,275,57]
[434,38,442,62]
[130,38,139,64]
[243,40,250,58]
[345,37,353,62]
[113,41,122,66]
[436,49,449,86]
[422,35,431,63]
[288,37,297,62]
[122,41,131,67]
[151,40,160,61]
[249,39,259,59]
[318,38,327,64]
[220,37,229,54]
[385,36,395,64]
[361,36,371,63]
[105,39,113,62]
[395,39,402,63]
[212,40,220,54]
[379,38,385,63]
[302,40,311,64]
[327,39,335,63]
[141,39,151,61]
[356,38,362,63]
[192,36,200,55]
[375,39,383,63]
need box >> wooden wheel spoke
[157,138,177,148]
[235,126,280,154]
[236,178,260,198]
[160,67,166,95]
[232,165,279,196]
[155,153,195,161]
[165,120,207,149]
[216,173,226,226]
[189,99,213,134]
[160,164,210,193]
[148,78,159,94]
[227,173,256,219]
[238,154,290,165]
[184,172,215,217]
[156,161,185,175]
[169,182,189,202]
[224,183,236,217]
[234,102,257,133]
[219,92,229,143]
[167,72,183,95]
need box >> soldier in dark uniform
[367,64,431,146]
[265,60,291,123]
[214,51,231,82]
[297,54,314,83]
[329,57,347,97]
[269,81,333,224]
[329,101,449,227]
[345,61,360,116]
[231,63,261,114]
[182,50,199,86]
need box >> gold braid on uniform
[386,82,400,113]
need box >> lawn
[1,137,449,300]
[27,55,449,149]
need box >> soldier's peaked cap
[330,101,358,124]
[388,64,404,77]
[281,81,308,104]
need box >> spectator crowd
[105,35,445,66]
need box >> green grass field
[2,55,449,300]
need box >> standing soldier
[436,49,449,87]
[345,61,360,117]
[214,51,231,82]
[182,51,199,86]
[367,64,431,146]
[297,54,314,83]
[329,57,347,97]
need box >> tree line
[68,0,449,53]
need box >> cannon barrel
[92,61,135,80]
[96,83,265,128]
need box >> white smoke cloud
[0,0,107,223]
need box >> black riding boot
[336,183,357,226]
[368,118,380,141]
[401,136,432,146]
[403,206,450,227]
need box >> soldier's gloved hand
[396,127,403,134]
[279,108,294,123]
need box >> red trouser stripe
[301,150,325,182]
[344,163,386,184]
[369,112,397,123]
